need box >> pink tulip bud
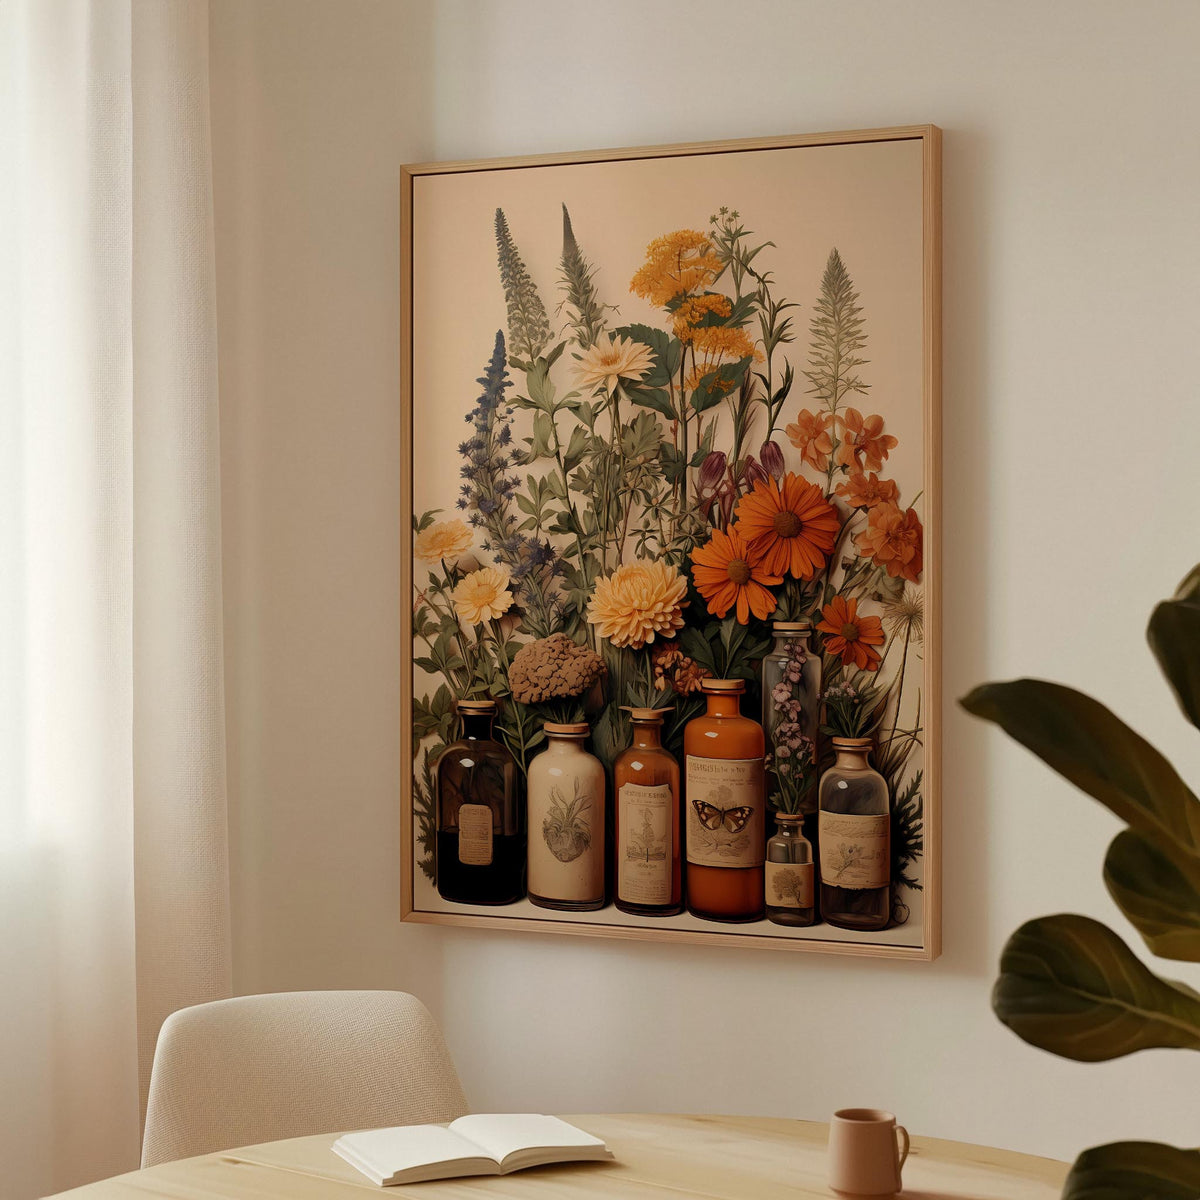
[760,439,785,481]
[698,450,727,491]
[742,455,769,487]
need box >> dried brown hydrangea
[651,640,711,696]
[508,633,606,704]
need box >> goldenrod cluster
[629,230,721,307]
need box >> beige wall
[209,0,1200,1160]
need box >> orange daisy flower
[836,408,898,473]
[835,471,900,509]
[690,527,782,624]
[733,472,839,581]
[856,502,923,583]
[817,595,886,672]
[784,409,834,471]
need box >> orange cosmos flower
[817,595,886,672]
[835,471,900,509]
[690,527,782,624]
[836,408,898,474]
[785,409,834,472]
[856,502,924,583]
[733,472,839,581]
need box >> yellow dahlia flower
[452,566,513,625]
[587,560,688,649]
[414,518,472,564]
[574,333,654,393]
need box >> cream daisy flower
[574,333,654,393]
[414,518,473,564]
[452,565,513,625]
[587,560,688,649]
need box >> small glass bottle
[614,708,682,917]
[527,721,607,911]
[818,737,890,931]
[764,813,816,926]
[435,699,524,905]
[761,621,822,815]
[684,679,766,923]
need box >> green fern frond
[495,207,551,364]
[558,204,609,348]
[890,770,924,891]
[803,247,870,411]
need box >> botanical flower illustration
[411,206,925,902]
[818,594,885,671]
[452,566,514,625]
[835,408,898,474]
[587,560,688,649]
[414,517,473,564]
[733,472,839,580]
[835,471,900,510]
[785,409,834,472]
[574,332,655,393]
[691,526,782,623]
[856,502,924,583]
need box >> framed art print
[401,126,941,960]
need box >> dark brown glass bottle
[684,679,766,922]
[614,708,682,916]
[435,699,524,905]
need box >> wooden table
[50,1113,1068,1199]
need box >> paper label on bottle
[685,756,765,869]
[618,782,673,905]
[765,859,813,908]
[457,803,493,866]
[819,813,889,889]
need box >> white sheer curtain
[0,2,231,1195]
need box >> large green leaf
[1104,828,1200,962]
[1062,1141,1200,1200]
[1148,563,1200,733]
[993,914,1200,1060]
[960,679,1200,886]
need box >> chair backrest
[141,990,468,1166]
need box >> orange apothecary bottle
[684,679,766,922]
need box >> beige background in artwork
[209,0,1200,1165]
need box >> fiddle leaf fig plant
[960,565,1200,1200]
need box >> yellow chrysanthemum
[414,517,473,564]
[587,560,688,649]
[574,333,655,393]
[630,229,722,308]
[452,566,513,625]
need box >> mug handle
[895,1125,910,1176]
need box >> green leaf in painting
[992,914,1200,1061]
[690,355,752,413]
[1062,1141,1200,1200]
[1147,563,1200,733]
[625,385,677,420]
[562,424,590,472]
[1104,828,1200,962]
[959,679,1200,887]
[612,323,681,386]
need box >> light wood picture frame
[401,126,941,960]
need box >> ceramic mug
[827,1108,910,1197]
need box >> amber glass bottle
[614,708,682,916]
[435,699,524,905]
[684,679,766,922]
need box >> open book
[332,1114,613,1186]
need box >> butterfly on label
[692,799,754,833]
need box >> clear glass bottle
[684,679,765,923]
[527,721,607,911]
[764,813,816,926]
[614,708,682,917]
[818,737,890,931]
[435,699,524,905]
[761,621,822,815]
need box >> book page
[334,1124,495,1181]
[449,1114,608,1166]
